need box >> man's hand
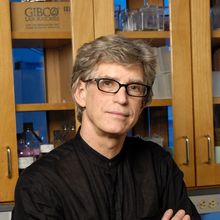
[162,209,190,220]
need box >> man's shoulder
[125,136,166,153]
[124,136,172,163]
[18,138,79,181]
[39,138,78,165]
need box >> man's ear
[72,81,87,108]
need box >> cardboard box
[10,2,71,33]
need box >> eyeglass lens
[96,78,148,97]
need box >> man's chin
[102,128,128,138]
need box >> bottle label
[18,157,34,169]
[40,144,54,153]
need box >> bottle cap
[17,133,25,140]
[40,144,54,153]
[23,122,33,131]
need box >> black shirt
[12,133,201,220]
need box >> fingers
[161,209,173,220]
[173,210,190,220]
[161,209,191,220]
[182,214,190,220]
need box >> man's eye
[130,85,141,91]
[102,80,114,87]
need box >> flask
[23,122,43,160]
[17,133,34,175]
[139,0,158,31]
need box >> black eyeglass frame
[83,78,151,97]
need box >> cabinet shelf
[212,30,220,38]
[15,100,172,112]
[12,32,71,40]
[12,32,71,48]
[12,31,169,48]
[16,103,75,112]
[116,31,170,46]
[149,99,172,107]
[147,98,220,106]
[116,31,170,38]
[212,30,220,48]
[214,97,220,104]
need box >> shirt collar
[75,131,125,169]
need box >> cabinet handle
[6,146,12,179]
[183,136,189,165]
[205,135,211,164]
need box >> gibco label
[11,2,71,32]
[24,7,60,22]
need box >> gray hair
[71,35,156,122]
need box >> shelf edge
[16,103,75,112]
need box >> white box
[212,71,220,97]
[11,2,70,33]
[152,72,172,99]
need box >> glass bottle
[17,133,34,175]
[139,0,158,31]
[23,122,43,160]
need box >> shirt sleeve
[11,172,64,220]
[159,151,201,220]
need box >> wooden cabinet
[169,0,196,187]
[0,0,117,204]
[1,1,76,203]
[0,0,114,203]
[113,0,220,188]
[0,1,18,203]
[190,0,220,186]
[171,0,220,187]
[114,0,195,186]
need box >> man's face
[75,63,145,137]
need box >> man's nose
[113,86,128,104]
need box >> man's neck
[79,126,126,159]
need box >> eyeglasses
[83,78,151,97]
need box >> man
[12,35,200,220]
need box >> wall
[0,212,11,220]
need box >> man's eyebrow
[95,75,145,84]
